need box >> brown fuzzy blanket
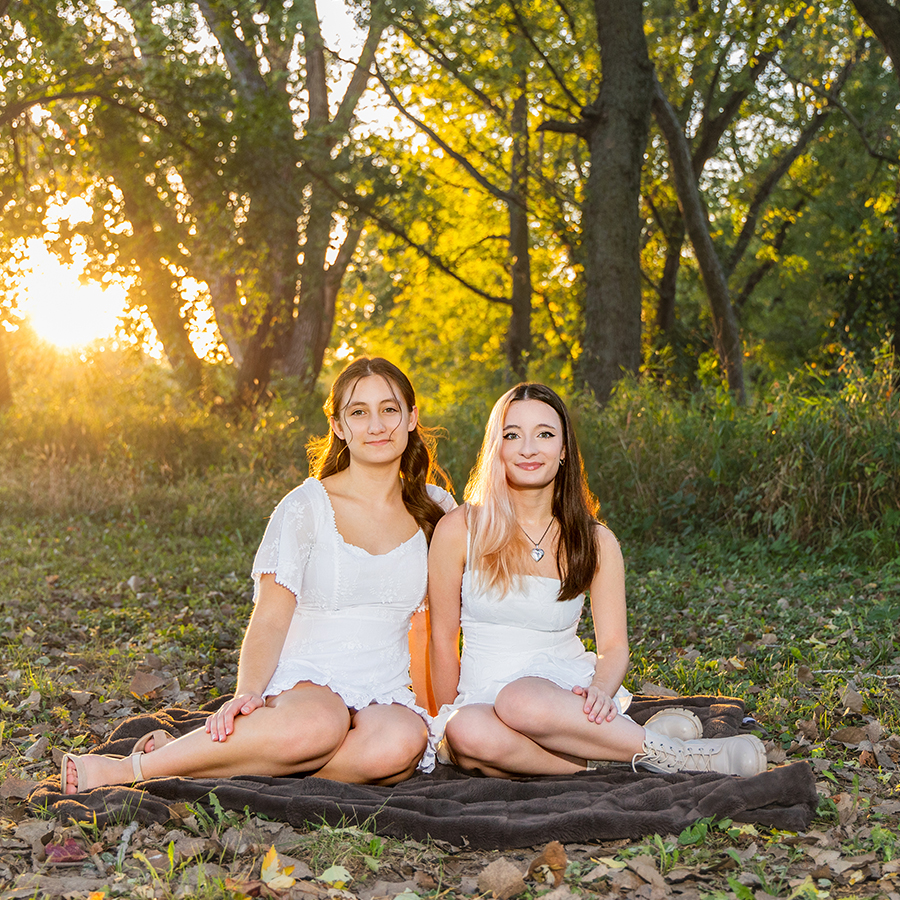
[30,695,818,849]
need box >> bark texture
[578,0,654,403]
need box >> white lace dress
[251,477,455,772]
[432,568,633,747]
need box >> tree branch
[771,50,897,165]
[332,0,387,135]
[536,117,587,138]
[508,0,583,109]
[393,12,500,114]
[725,55,858,277]
[195,0,267,100]
[301,157,511,306]
[372,64,516,204]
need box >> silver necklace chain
[519,519,554,562]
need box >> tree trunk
[652,79,746,402]
[279,1,384,391]
[656,222,685,333]
[852,0,900,85]
[507,83,532,382]
[0,328,12,410]
[283,182,336,387]
[578,0,654,403]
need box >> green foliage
[826,194,900,360]
[580,342,900,554]
[2,333,898,556]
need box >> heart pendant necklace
[520,519,554,563]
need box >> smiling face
[500,398,565,490]
[330,374,418,464]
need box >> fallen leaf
[765,743,787,764]
[625,855,667,889]
[581,864,610,882]
[46,838,89,864]
[318,864,351,889]
[477,857,526,899]
[0,776,37,800]
[538,887,579,900]
[640,682,680,698]
[797,665,815,684]
[18,690,41,712]
[859,748,878,768]
[610,868,645,891]
[797,719,819,742]
[414,870,437,890]
[261,845,296,889]
[129,671,167,698]
[23,735,49,761]
[526,840,567,886]
[840,685,865,714]
[833,792,858,826]
[831,725,867,745]
[664,867,698,884]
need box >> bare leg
[64,683,350,793]
[317,703,428,785]
[494,677,645,762]
[443,704,586,777]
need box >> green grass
[1,343,899,897]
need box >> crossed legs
[62,682,428,793]
[444,677,646,777]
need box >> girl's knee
[444,710,507,768]
[495,679,556,736]
[361,714,428,780]
[494,680,536,730]
[275,698,349,766]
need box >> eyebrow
[346,397,400,409]
[503,423,559,430]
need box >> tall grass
[580,345,899,555]
[1,338,897,560]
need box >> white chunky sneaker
[643,708,703,741]
[634,729,767,777]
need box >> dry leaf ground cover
[1,499,899,900]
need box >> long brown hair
[465,383,599,601]
[307,357,452,543]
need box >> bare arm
[206,573,296,740]
[427,507,468,709]
[572,525,630,723]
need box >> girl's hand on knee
[572,685,617,724]
[205,693,265,742]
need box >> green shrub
[2,338,896,561]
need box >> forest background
[2,0,900,552]
[2,2,900,896]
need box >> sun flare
[16,241,128,349]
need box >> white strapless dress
[432,569,632,746]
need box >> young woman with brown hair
[62,358,454,793]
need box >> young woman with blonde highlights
[428,383,766,778]
[61,358,454,794]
